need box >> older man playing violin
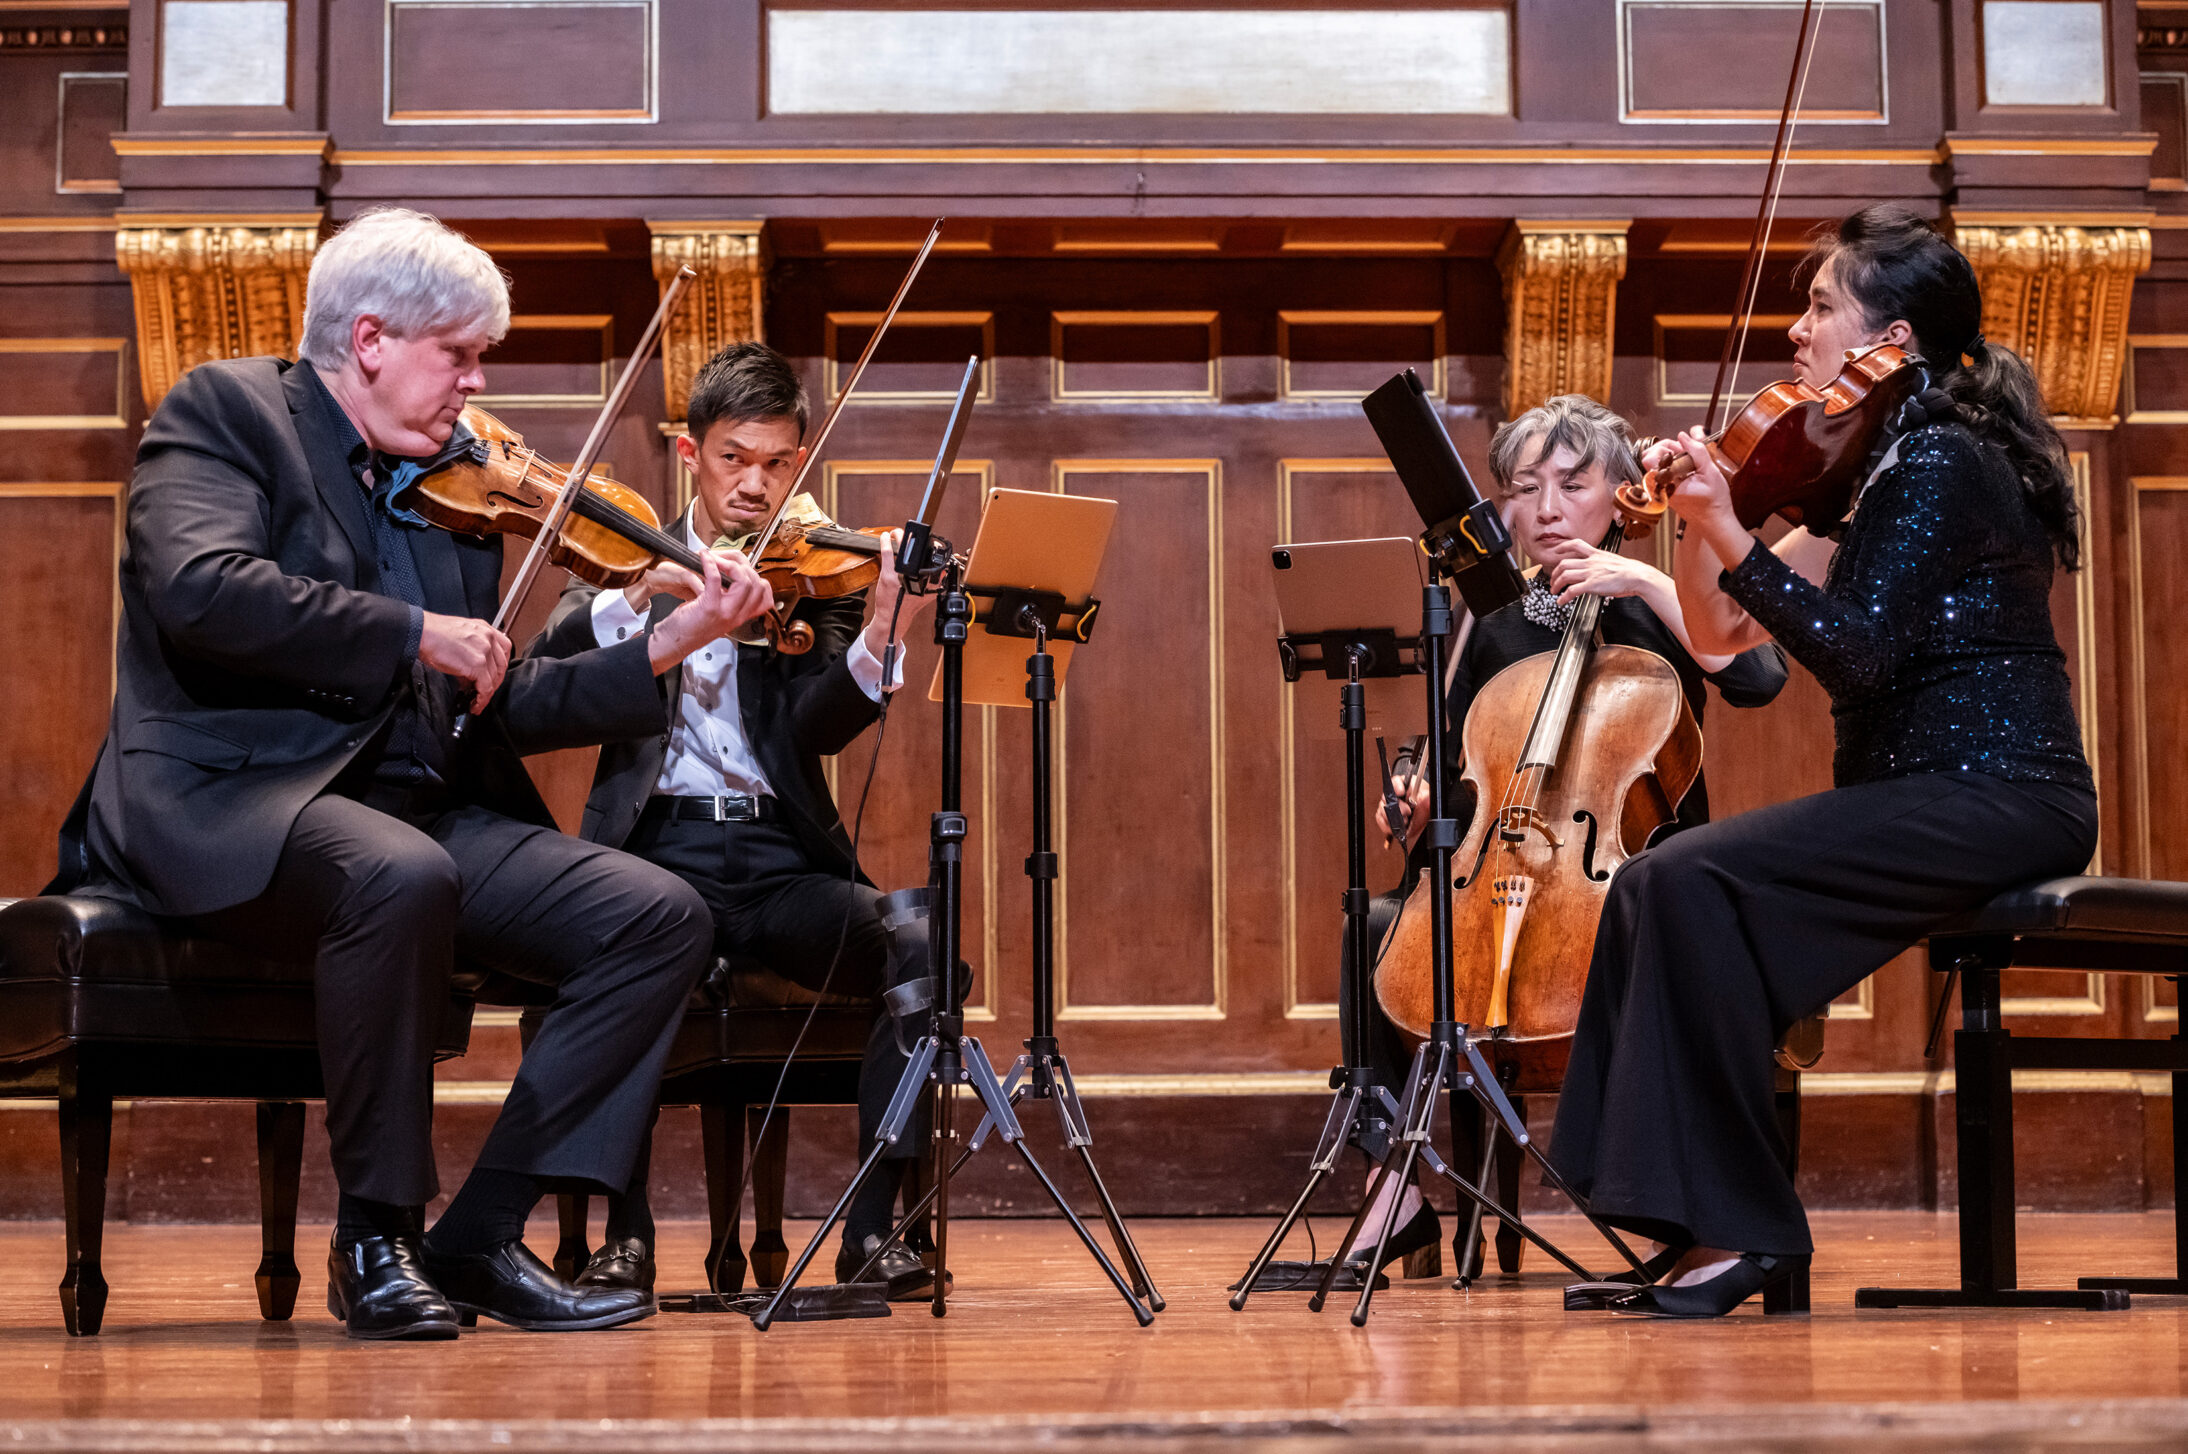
[50,208,773,1339]
[530,340,945,1301]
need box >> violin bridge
[1487,873,1534,1032]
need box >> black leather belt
[650,793,781,824]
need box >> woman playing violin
[1550,204,2098,1316]
[1338,395,1787,1278]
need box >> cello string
[1723,0,1829,408]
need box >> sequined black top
[1721,422,2093,792]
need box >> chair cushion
[0,895,474,1065]
[1935,876,2188,940]
[700,954,870,1011]
[0,894,310,987]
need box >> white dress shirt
[590,510,903,800]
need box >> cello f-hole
[1572,810,1611,884]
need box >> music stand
[1230,538,1426,1303]
[756,486,1157,1329]
[1297,370,1646,1325]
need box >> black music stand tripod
[755,495,1155,1329]
[1230,625,1416,1303]
[1305,566,1650,1326]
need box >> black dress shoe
[574,1237,655,1294]
[1605,1251,1808,1319]
[836,1232,950,1301]
[423,1239,655,1331]
[326,1236,460,1341]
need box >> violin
[1614,343,1927,537]
[404,405,710,590]
[405,410,897,656]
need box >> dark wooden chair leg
[701,1102,748,1294]
[749,1105,791,1289]
[253,1101,306,1321]
[553,1194,591,1282]
[57,1070,112,1337]
[1445,1093,1488,1284]
[1764,1077,1809,1314]
[1493,1093,1526,1276]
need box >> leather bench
[1856,876,2188,1311]
[0,894,878,1331]
[0,894,477,1336]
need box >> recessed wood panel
[2144,73,2188,192]
[1278,312,1444,402]
[0,339,127,429]
[1622,1,1886,121]
[2124,336,2188,424]
[825,313,993,404]
[2137,485,2188,884]
[55,71,123,194]
[474,315,613,407]
[0,486,116,897]
[1051,313,1218,402]
[824,460,1001,1020]
[1999,454,2102,1017]
[1276,462,1421,1016]
[1056,462,1223,1019]
[386,0,653,122]
[1654,314,1799,408]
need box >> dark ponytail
[1804,204,2080,570]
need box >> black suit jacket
[51,357,662,917]
[534,563,882,880]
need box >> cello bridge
[1496,806,1563,849]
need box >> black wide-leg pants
[191,792,713,1207]
[1550,770,2098,1256]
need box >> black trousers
[1550,771,2098,1256]
[190,791,712,1206]
[625,809,920,1159]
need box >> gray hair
[1488,394,1642,493]
[298,208,509,370]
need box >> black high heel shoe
[1346,1202,1443,1280]
[1606,1251,1808,1319]
[1561,1243,1689,1311]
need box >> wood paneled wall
[3,0,2186,1219]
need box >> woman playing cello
[1336,394,1788,1276]
[1551,204,2099,1317]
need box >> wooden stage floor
[3,1213,2188,1451]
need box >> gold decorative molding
[1954,217,2152,428]
[1495,221,1630,418]
[114,219,321,408]
[647,221,768,428]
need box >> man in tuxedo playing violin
[49,208,777,1339]
[532,341,944,1298]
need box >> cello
[1370,521,1701,1094]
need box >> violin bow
[746,219,946,560]
[1705,0,1828,436]
[449,263,695,737]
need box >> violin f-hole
[1572,810,1611,883]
